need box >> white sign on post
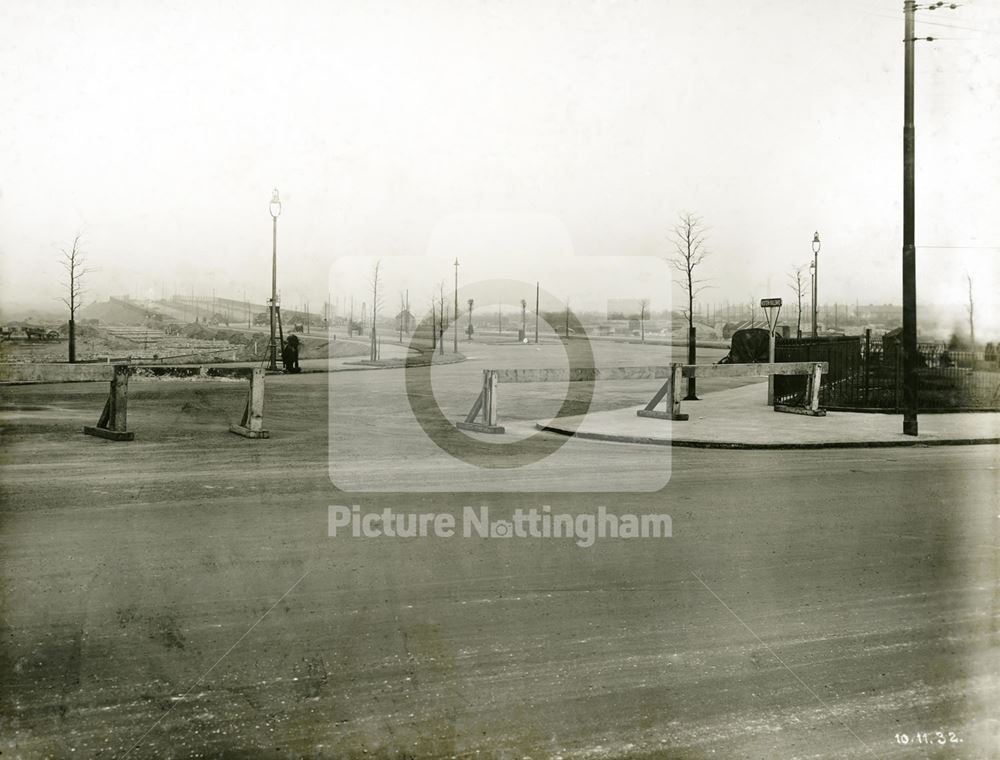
[760,298,782,405]
[760,297,782,335]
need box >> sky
[1,0,998,331]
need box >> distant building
[395,309,417,334]
[606,298,644,321]
[600,319,631,335]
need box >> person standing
[282,334,301,373]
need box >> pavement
[534,380,1000,448]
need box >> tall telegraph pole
[268,189,282,371]
[453,258,459,353]
[902,1,918,435]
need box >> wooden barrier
[493,367,673,383]
[82,365,269,441]
[636,364,687,421]
[456,369,504,433]
[229,368,269,439]
[638,362,829,421]
[456,362,829,434]
[83,365,134,440]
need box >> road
[1,341,997,758]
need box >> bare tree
[965,271,976,356]
[59,234,91,363]
[438,281,447,355]
[788,266,807,338]
[369,260,382,361]
[429,294,438,350]
[520,298,527,339]
[639,298,650,343]
[399,291,407,342]
[670,212,710,399]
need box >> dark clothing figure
[282,334,301,373]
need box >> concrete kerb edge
[533,422,1000,450]
[341,354,467,370]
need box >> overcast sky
[1,1,998,327]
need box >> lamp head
[269,188,282,218]
[812,231,821,255]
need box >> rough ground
[1,340,997,759]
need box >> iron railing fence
[773,333,1000,411]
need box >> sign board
[760,297,782,338]
[759,298,783,403]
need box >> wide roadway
[1,340,997,758]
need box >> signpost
[761,298,782,405]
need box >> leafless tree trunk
[60,234,90,363]
[439,282,446,355]
[399,292,406,343]
[965,271,976,357]
[430,295,437,350]
[670,213,709,333]
[369,260,382,361]
[639,299,649,343]
[788,266,806,338]
[670,213,709,399]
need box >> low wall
[0,363,254,385]
[0,363,115,384]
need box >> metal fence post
[864,329,871,405]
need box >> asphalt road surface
[1,341,997,759]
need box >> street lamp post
[808,261,816,337]
[269,189,282,370]
[811,232,820,338]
